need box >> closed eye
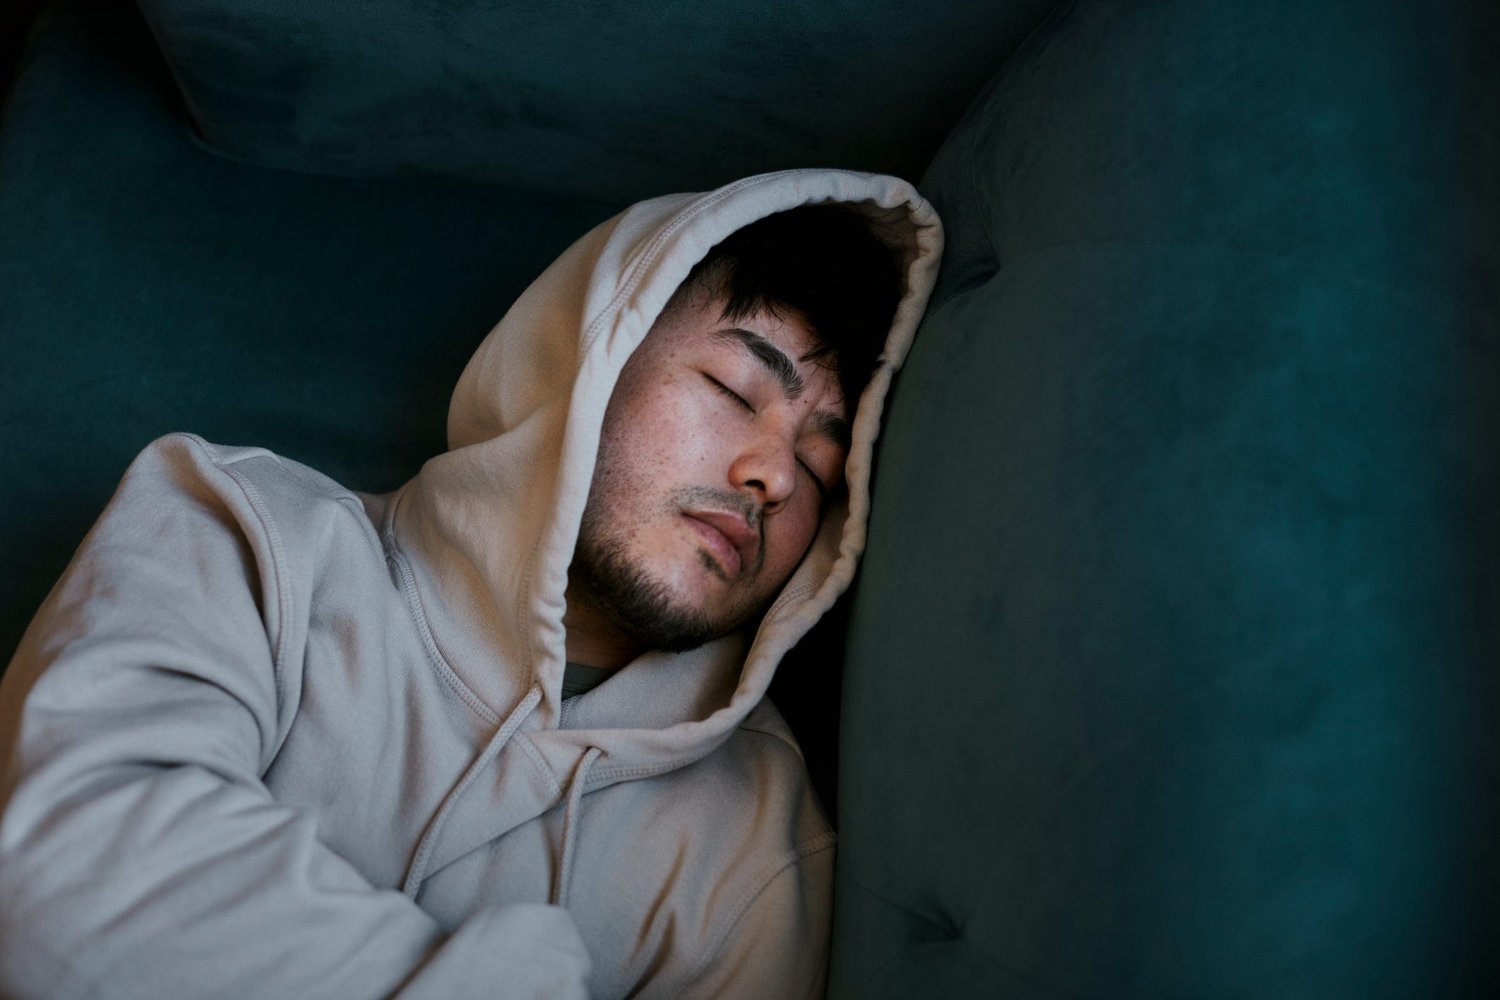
[707,373,830,500]
[799,460,829,500]
[705,374,754,413]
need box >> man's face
[568,288,851,655]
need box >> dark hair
[669,204,906,410]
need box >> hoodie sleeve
[665,836,836,1000]
[0,435,590,1000]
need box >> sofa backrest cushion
[134,0,1055,201]
[0,0,621,670]
[831,0,1500,995]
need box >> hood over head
[389,169,942,781]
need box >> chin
[574,522,766,652]
[648,562,727,615]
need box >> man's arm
[662,835,835,1000]
[0,436,589,999]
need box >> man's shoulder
[127,432,374,526]
[117,433,387,578]
[732,696,803,759]
[132,432,355,497]
[656,698,835,849]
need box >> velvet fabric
[832,0,1499,996]
[3,0,1496,995]
[0,0,620,671]
[131,0,1055,202]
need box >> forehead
[652,290,828,376]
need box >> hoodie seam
[381,482,505,727]
[590,759,707,783]
[734,722,805,759]
[513,734,565,800]
[764,582,815,622]
[176,437,291,691]
[664,830,838,1000]
[178,435,294,766]
[385,541,501,728]
[214,468,291,684]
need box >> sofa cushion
[0,0,619,667]
[132,0,1054,201]
[832,0,1500,996]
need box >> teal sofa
[2,0,1495,995]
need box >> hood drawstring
[402,684,544,897]
[551,746,602,908]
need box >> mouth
[682,509,759,580]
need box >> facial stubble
[569,479,771,655]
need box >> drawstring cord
[402,684,544,897]
[551,746,602,908]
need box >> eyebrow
[813,409,852,451]
[716,327,805,399]
[715,326,850,450]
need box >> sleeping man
[0,170,941,999]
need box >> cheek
[600,378,734,486]
[763,502,822,577]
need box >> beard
[567,533,723,654]
[568,485,767,654]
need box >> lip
[683,509,759,579]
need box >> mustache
[670,486,762,531]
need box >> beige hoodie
[0,169,942,999]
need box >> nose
[728,428,799,511]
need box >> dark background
[3,1,44,100]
